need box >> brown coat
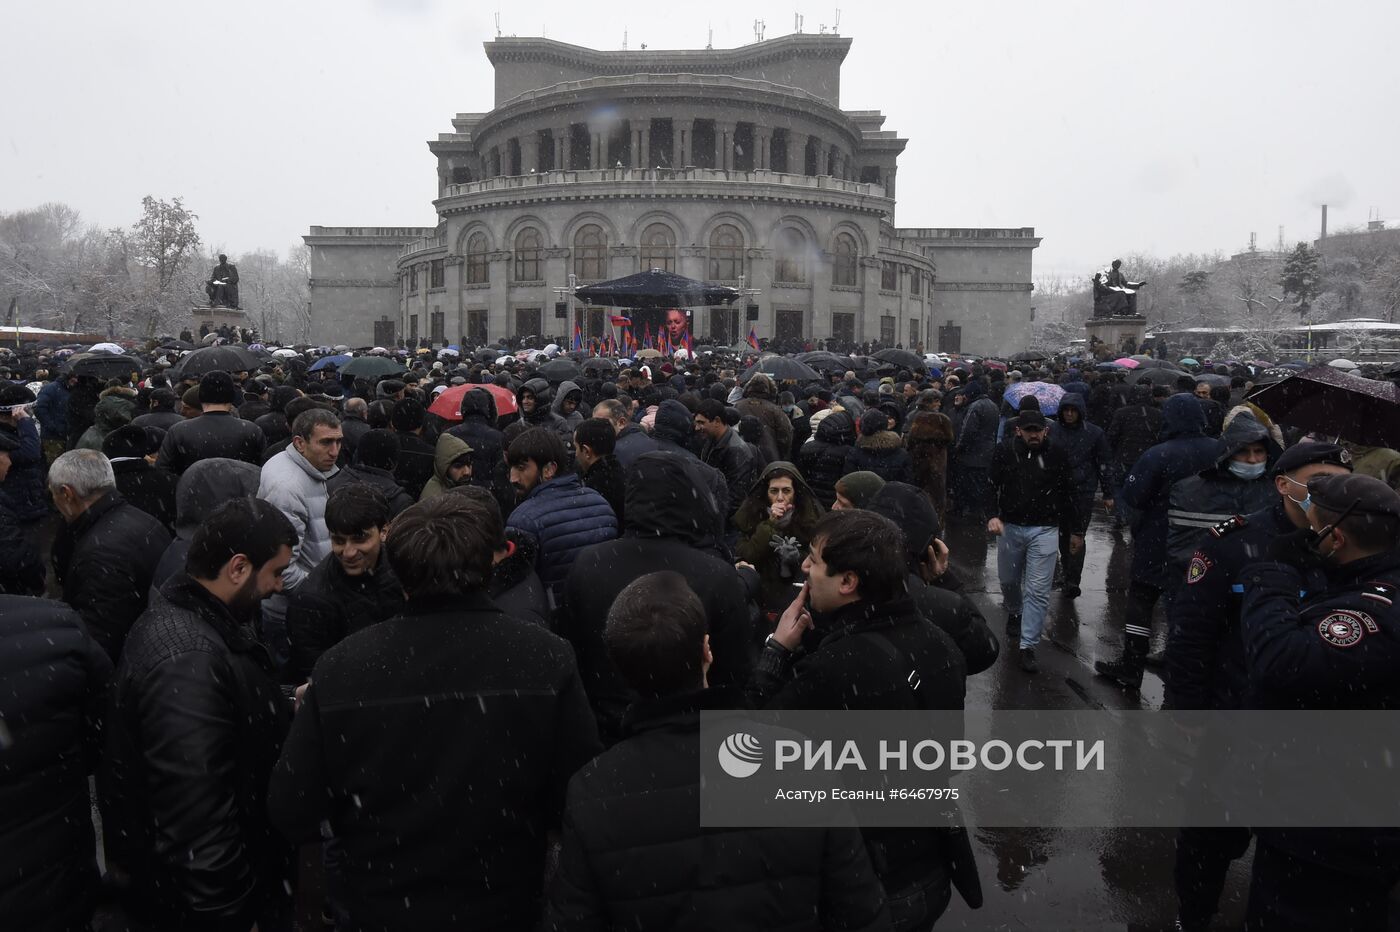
[905,411,954,520]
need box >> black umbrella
[796,351,855,374]
[61,353,145,380]
[1010,350,1046,362]
[740,356,821,384]
[582,357,619,375]
[172,345,263,377]
[474,348,502,363]
[338,356,408,380]
[540,358,581,383]
[1131,358,1182,370]
[871,348,926,372]
[157,338,196,351]
[1196,373,1231,388]
[1128,367,1191,387]
[1247,366,1400,447]
[573,269,742,309]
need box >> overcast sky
[3,0,1396,280]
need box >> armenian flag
[746,326,760,351]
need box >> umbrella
[1328,358,1359,371]
[157,338,195,351]
[573,269,742,308]
[88,342,126,354]
[272,348,300,358]
[1002,381,1065,415]
[474,348,500,363]
[1129,358,1181,370]
[1248,366,1400,447]
[1178,357,1200,367]
[1196,373,1231,388]
[1010,350,1047,362]
[62,353,144,380]
[1254,367,1297,385]
[635,348,664,360]
[796,351,855,374]
[172,345,263,377]
[427,383,518,421]
[540,358,581,382]
[1129,367,1191,387]
[332,344,351,353]
[339,356,409,380]
[308,353,351,372]
[871,348,926,371]
[1111,357,1141,369]
[740,356,822,384]
[582,357,619,375]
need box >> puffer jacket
[0,595,111,932]
[257,445,338,590]
[1106,383,1162,474]
[76,386,137,450]
[33,378,70,442]
[0,416,47,522]
[797,410,855,508]
[1051,393,1115,497]
[846,428,914,485]
[99,573,292,932]
[507,473,618,601]
[418,431,475,500]
[952,382,1000,470]
[1166,410,1277,574]
[1121,394,1227,586]
[52,491,170,663]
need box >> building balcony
[399,235,447,261]
[438,167,888,211]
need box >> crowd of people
[2,337,1399,932]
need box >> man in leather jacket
[99,498,297,932]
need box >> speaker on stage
[745,304,759,321]
[554,302,568,319]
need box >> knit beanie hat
[858,409,887,437]
[835,471,886,509]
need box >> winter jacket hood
[1057,392,1087,427]
[93,386,138,433]
[518,377,553,413]
[419,431,474,499]
[1161,392,1207,440]
[734,460,821,530]
[459,387,497,422]
[175,457,263,539]
[624,451,722,548]
[814,409,855,445]
[856,428,904,452]
[1214,409,1269,465]
[653,399,695,446]
[551,380,583,417]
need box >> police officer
[1239,472,1400,931]
[1163,442,1351,932]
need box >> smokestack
[1321,204,1328,242]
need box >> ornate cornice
[932,282,1034,292]
[308,278,399,288]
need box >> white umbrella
[369,346,389,356]
[438,348,460,359]
[496,355,513,365]
[89,342,125,354]
[1328,358,1358,371]
[333,344,350,353]
[272,348,299,358]
[542,343,561,356]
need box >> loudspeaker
[745,304,759,321]
[554,302,568,319]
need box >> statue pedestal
[193,306,249,333]
[1085,315,1147,359]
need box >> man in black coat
[746,509,977,931]
[447,386,513,517]
[574,416,625,526]
[695,397,756,520]
[338,396,371,462]
[0,431,45,594]
[390,396,436,497]
[286,484,403,682]
[328,428,415,518]
[49,449,171,663]
[561,451,753,744]
[155,370,265,473]
[0,595,111,932]
[543,571,891,932]
[130,386,184,431]
[102,424,178,532]
[267,493,601,931]
[594,397,657,469]
[99,498,297,932]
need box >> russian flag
[746,326,760,351]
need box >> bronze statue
[1092,259,1146,318]
[205,254,240,309]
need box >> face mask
[1228,460,1266,480]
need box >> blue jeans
[997,524,1059,649]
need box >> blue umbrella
[1003,380,1066,414]
[309,353,351,372]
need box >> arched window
[832,232,858,286]
[774,228,808,284]
[465,232,489,284]
[573,224,607,281]
[639,223,677,273]
[513,228,542,282]
[709,224,744,281]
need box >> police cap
[1273,442,1353,476]
[1306,473,1400,521]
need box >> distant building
[306,34,1039,354]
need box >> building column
[756,127,773,170]
[885,165,898,199]
[554,128,568,170]
[520,134,540,174]
[716,121,736,172]
[590,127,603,169]
[788,132,809,175]
[639,122,651,169]
[679,121,693,167]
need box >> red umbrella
[428,383,518,421]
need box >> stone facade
[306,35,1039,355]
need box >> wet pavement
[935,507,1252,930]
